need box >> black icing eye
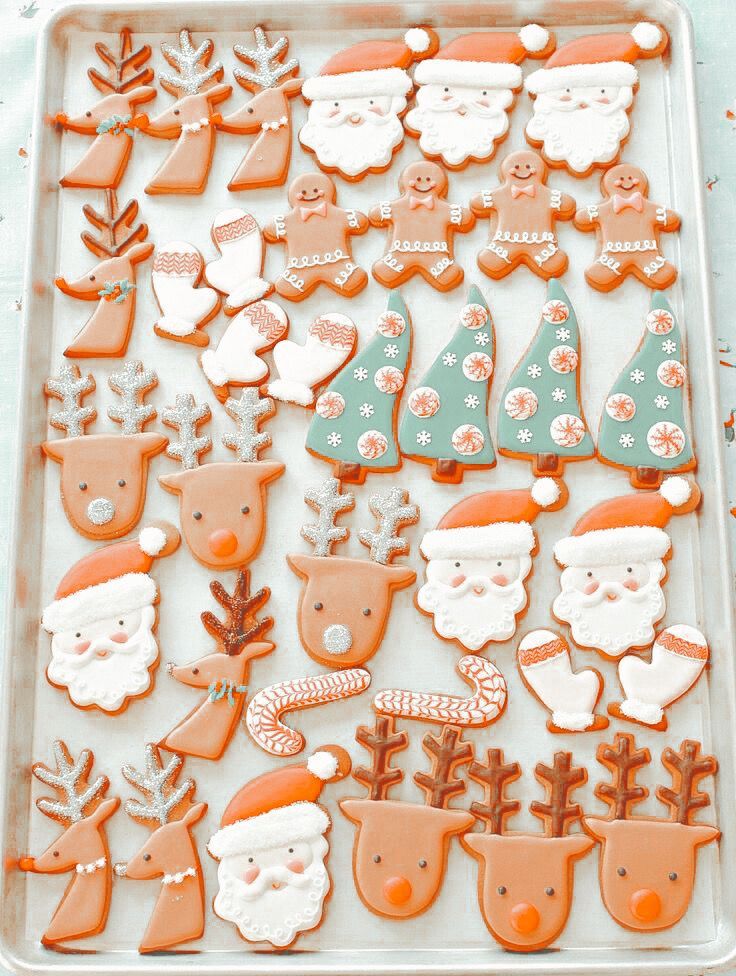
[454,561,461,568]
[565,88,571,93]
[247,107,254,113]
[75,632,81,638]
[362,608,371,616]
[526,163,531,169]
[143,853,151,861]
[333,102,339,107]
[88,275,95,282]
[173,109,180,115]
[497,561,502,567]
[601,89,606,94]
[626,567,633,573]
[118,479,126,487]
[288,848,294,854]
[497,885,507,895]
[617,867,626,877]
[314,602,323,611]
[53,850,59,857]
[118,620,124,626]
[669,871,678,881]
[482,90,487,96]
[586,571,593,578]
[373,854,381,863]
[193,511,202,520]
[444,87,449,92]
[418,859,427,869]
[79,482,87,491]
[248,857,254,863]
[313,187,319,193]
[545,887,555,896]
[241,505,250,514]
[85,111,92,117]
[192,667,199,675]
[369,100,374,105]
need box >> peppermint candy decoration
[657,359,686,388]
[462,352,493,382]
[451,424,485,456]
[315,390,345,419]
[504,386,538,421]
[549,413,585,448]
[408,386,441,418]
[605,393,637,422]
[548,345,578,374]
[647,421,685,458]
[542,299,569,324]
[357,429,388,460]
[374,365,405,394]
[460,303,489,330]
[646,308,675,335]
[376,310,406,337]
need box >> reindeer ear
[158,471,187,495]
[207,83,232,104]
[280,77,302,95]
[134,431,168,457]
[385,564,417,590]
[41,439,71,463]
[338,798,369,825]
[129,85,157,105]
[256,460,285,485]
[561,833,595,858]
[582,817,610,842]
[182,801,208,827]
[128,241,154,264]
[689,823,720,847]
[89,797,120,824]
[286,553,315,580]
[246,640,275,660]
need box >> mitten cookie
[266,312,357,406]
[151,241,220,346]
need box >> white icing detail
[382,253,404,273]
[260,116,288,131]
[493,230,555,244]
[598,254,622,275]
[390,239,448,254]
[267,314,356,407]
[200,300,288,388]
[525,61,638,94]
[656,206,667,224]
[644,254,667,277]
[280,269,305,291]
[430,256,452,278]
[302,68,412,101]
[449,205,462,225]
[484,240,511,263]
[379,201,392,221]
[659,476,691,507]
[139,526,167,557]
[273,214,286,239]
[587,204,599,220]
[76,857,107,875]
[181,116,211,134]
[208,801,329,858]
[421,522,534,560]
[535,242,558,266]
[531,477,561,508]
[42,572,156,633]
[307,751,339,781]
[414,59,522,90]
[603,239,657,253]
[162,867,197,886]
[631,22,663,51]
[404,27,431,53]
[335,262,357,287]
[550,189,562,210]
[554,527,671,567]
[287,249,349,269]
[346,209,360,229]
[152,241,219,339]
[87,497,115,526]
[519,24,550,53]
[552,711,597,731]
[481,190,493,209]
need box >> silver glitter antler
[108,360,157,434]
[222,389,273,463]
[162,393,212,469]
[301,477,355,557]
[32,741,109,825]
[121,744,194,827]
[44,364,96,438]
[233,27,298,90]
[160,29,223,97]
[359,488,419,565]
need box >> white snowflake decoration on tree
[442,352,457,367]
[619,433,635,448]
[630,369,646,384]
[474,332,491,347]
[359,403,375,419]
[464,394,480,409]
[517,428,533,444]
[383,344,400,359]
[556,328,571,342]
[416,430,431,446]
[527,363,542,379]
[654,394,670,410]
[353,367,368,381]
[327,432,342,447]
[662,339,677,354]
[551,387,567,403]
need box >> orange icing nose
[630,888,661,922]
[383,876,412,905]
[208,529,238,557]
[510,902,540,934]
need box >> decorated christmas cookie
[208,747,350,948]
[263,173,369,301]
[160,571,275,760]
[43,362,167,540]
[369,161,475,291]
[115,746,207,953]
[299,28,439,181]
[55,28,155,189]
[498,280,595,476]
[55,190,153,358]
[517,630,607,733]
[374,654,507,728]
[143,30,231,195]
[288,479,417,668]
[598,294,694,487]
[405,27,554,169]
[200,300,289,403]
[574,164,681,290]
[416,478,567,651]
[218,27,302,190]
[462,748,593,952]
[203,208,271,315]
[524,24,669,177]
[306,292,412,483]
[19,742,120,947]
[159,390,284,569]
[340,719,474,919]
[584,734,719,932]
[609,625,709,730]
[470,150,576,279]
[42,523,179,713]
[151,241,220,346]
[552,477,701,659]
[399,285,495,483]
[266,313,357,407]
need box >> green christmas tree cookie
[598,293,695,488]
[498,279,594,476]
[398,284,496,484]
[306,291,412,484]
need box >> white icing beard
[300,96,406,178]
[525,88,633,174]
[417,574,528,650]
[406,84,511,166]
[48,605,158,711]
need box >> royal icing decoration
[204,208,271,314]
[55,29,155,189]
[263,173,369,301]
[42,362,167,540]
[498,280,594,476]
[55,190,153,358]
[19,742,120,947]
[574,164,681,290]
[417,478,566,651]
[143,30,231,194]
[288,479,417,668]
[584,733,718,932]
[115,746,207,952]
[267,313,357,407]
[160,571,275,760]
[151,241,220,346]
[369,161,475,291]
[399,285,495,482]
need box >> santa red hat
[554,478,699,568]
[302,28,439,102]
[42,523,180,634]
[525,23,667,95]
[420,478,565,561]
[208,747,351,858]
[415,26,553,91]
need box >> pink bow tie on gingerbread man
[300,201,327,221]
[612,191,644,214]
[409,194,435,210]
[511,183,536,199]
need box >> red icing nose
[510,902,540,934]
[208,529,238,557]
[630,888,661,922]
[383,876,412,905]
[606,592,620,602]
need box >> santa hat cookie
[415,26,554,90]
[525,23,668,94]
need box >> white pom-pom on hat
[659,476,691,508]
[307,751,339,782]
[531,477,561,509]
[138,525,167,557]
[631,22,663,51]
[405,27,431,54]
[519,24,550,53]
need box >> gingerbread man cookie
[263,173,369,301]
[574,164,681,291]
[369,161,474,291]
[470,150,576,280]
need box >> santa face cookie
[552,478,700,659]
[524,23,668,177]
[405,26,553,169]
[299,28,438,181]
[416,478,566,651]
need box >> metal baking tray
[2,0,735,974]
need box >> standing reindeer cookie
[55,28,155,189]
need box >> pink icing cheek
[441,93,454,101]
[243,866,260,884]
[449,574,466,588]
[326,107,340,118]
[623,579,639,592]
[110,631,128,643]
[596,96,611,104]
[583,581,599,595]
[368,105,385,116]
[491,574,508,586]
[558,94,572,102]
[477,97,491,107]
[287,859,305,874]
[74,640,91,655]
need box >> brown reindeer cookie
[18,742,120,947]
[263,173,369,301]
[115,745,208,952]
[369,161,475,291]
